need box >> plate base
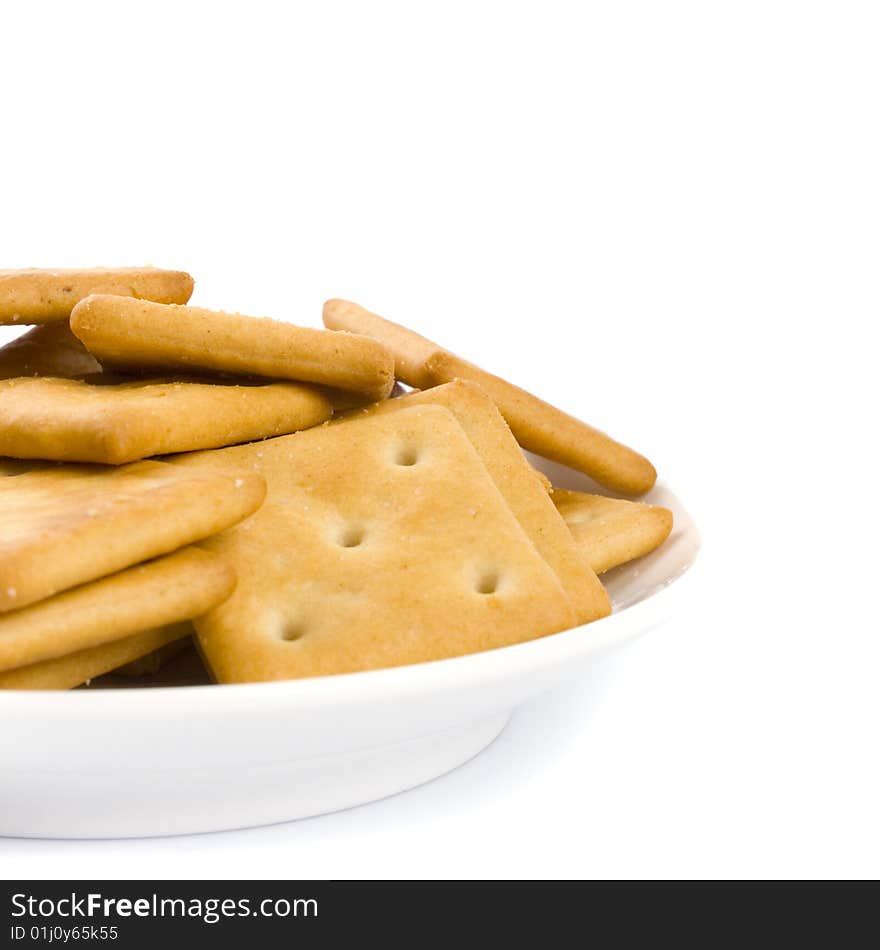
[2,710,511,839]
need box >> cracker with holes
[0,376,332,464]
[0,622,193,691]
[344,380,610,625]
[0,267,193,325]
[322,298,656,496]
[172,405,577,682]
[0,548,232,676]
[71,295,396,400]
[0,460,264,613]
[0,323,102,380]
[552,490,673,575]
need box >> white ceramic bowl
[0,462,700,839]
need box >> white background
[1,1,878,879]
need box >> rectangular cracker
[424,351,657,496]
[0,547,232,673]
[0,459,264,612]
[0,267,193,325]
[174,405,577,682]
[71,295,395,400]
[323,299,438,389]
[552,490,673,574]
[0,323,102,379]
[0,623,192,691]
[0,376,332,464]
[343,380,610,625]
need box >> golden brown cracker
[322,298,438,388]
[71,295,395,400]
[0,323,102,379]
[0,623,192,690]
[424,351,657,496]
[0,459,264,613]
[0,376,332,464]
[174,405,577,682]
[0,547,233,674]
[345,381,610,625]
[0,267,193,325]
[552,489,673,574]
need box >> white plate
[0,461,700,838]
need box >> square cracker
[0,267,193,325]
[0,323,102,380]
[0,459,264,613]
[173,405,577,682]
[552,489,673,575]
[0,623,192,691]
[71,295,395,400]
[0,547,232,674]
[0,376,332,464]
[343,380,610,625]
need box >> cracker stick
[0,548,233,674]
[0,267,193,325]
[0,376,331,464]
[322,298,437,388]
[425,351,657,496]
[0,323,102,379]
[71,295,395,400]
[346,380,610,625]
[0,460,264,613]
[320,298,656,495]
[0,623,192,690]
[552,489,673,574]
[174,405,577,682]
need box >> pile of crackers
[0,267,672,690]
